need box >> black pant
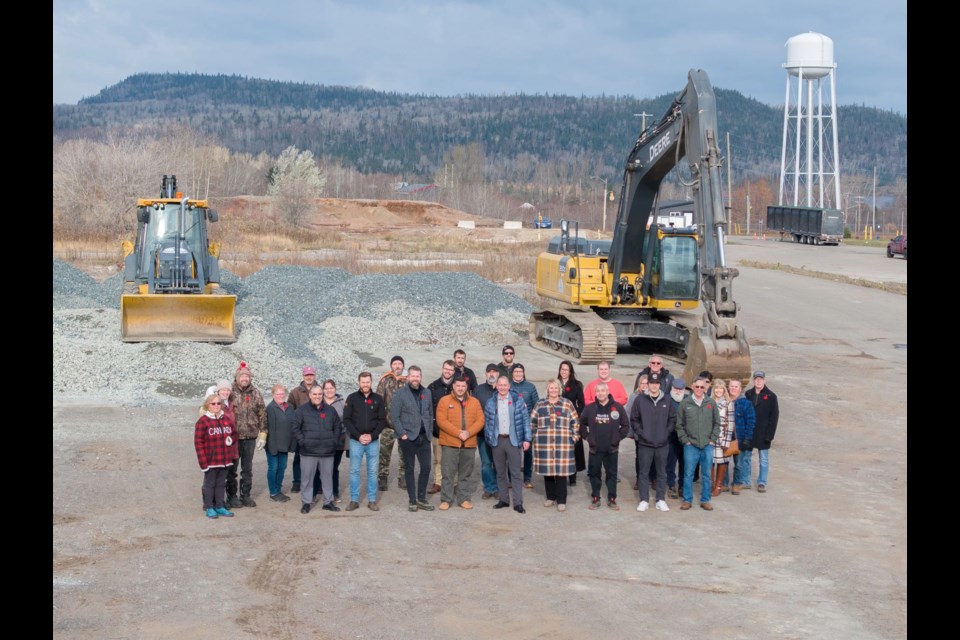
[544,475,568,504]
[570,439,586,482]
[588,450,619,499]
[399,435,432,503]
[637,445,668,502]
[202,466,228,509]
[332,449,344,497]
[668,431,684,488]
[226,438,256,498]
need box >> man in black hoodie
[426,360,456,494]
[342,372,387,512]
[630,373,678,512]
[580,382,630,511]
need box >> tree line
[52,72,908,236]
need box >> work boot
[668,486,679,500]
[732,484,741,495]
[378,476,388,492]
[227,495,244,509]
[241,495,257,508]
[290,482,301,493]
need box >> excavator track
[529,308,619,363]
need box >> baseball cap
[753,371,766,379]
[648,373,662,385]
[485,363,500,373]
[303,366,316,376]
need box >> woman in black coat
[558,360,586,485]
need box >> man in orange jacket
[435,376,485,510]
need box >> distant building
[393,182,439,197]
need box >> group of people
[193,348,779,519]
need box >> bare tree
[267,146,326,225]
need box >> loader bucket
[120,293,237,343]
[681,325,752,388]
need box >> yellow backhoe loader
[120,174,236,342]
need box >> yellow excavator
[120,174,236,342]
[529,69,752,384]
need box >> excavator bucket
[681,325,752,387]
[120,293,237,343]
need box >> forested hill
[52,72,907,184]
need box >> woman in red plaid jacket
[195,394,240,519]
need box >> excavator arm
[610,69,750,381]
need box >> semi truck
[766,204,845,245]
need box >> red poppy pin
[565,386,570,392]
[763,395,769,400]
[420,394,424,400]
[366,399,372,405]
[320,413,326,418]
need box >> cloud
[52,0,907,114]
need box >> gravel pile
[53,260,531,406]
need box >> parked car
[886,235,907,260]
[533,218,553,229]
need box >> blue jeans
[682,444,713,504]
[349,438,381,503]
[477,438,498,493]
[734,449,753,486]
[758,449,770,486]
[265,451,289,496]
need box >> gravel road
[53,238,907,640]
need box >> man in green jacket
[675,376,720,511]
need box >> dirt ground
[53,224,907,639]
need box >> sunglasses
[693,384,707,389]
[503,351,514,355]
[650,362,662,365]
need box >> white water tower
[778,32,842,209]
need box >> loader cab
[133,201,212,292]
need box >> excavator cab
[120,175,236,343]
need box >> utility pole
[590,175,610,232]
[726,132,733,233]
[633,112,653,130]
[872,166,877,239]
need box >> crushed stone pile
[53,259,532,406]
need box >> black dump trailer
[766,205,845,246]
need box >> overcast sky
[53,0,907,114]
